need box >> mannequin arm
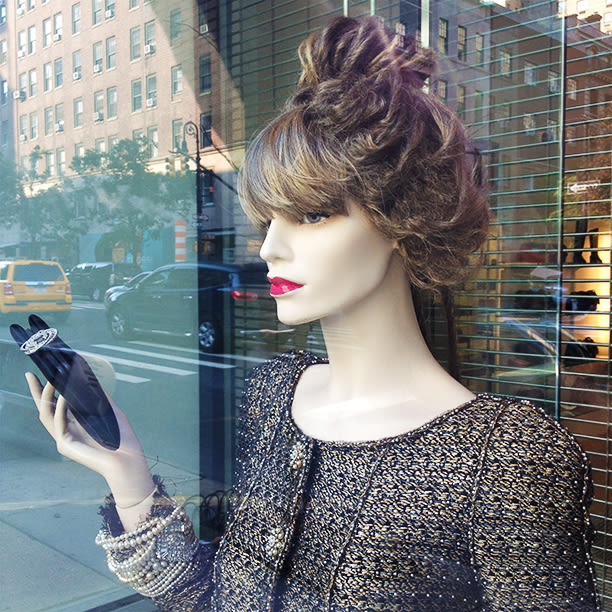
[25,373,156,530]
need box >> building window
[107,86,117,119]
[18,31,26,56]
[524,61,536,85]
[171,64,183,97]
[53,13,63,40]
[200,112,211,146]
[72,3,81,34]
[19,114,27,140]
[72,50,82,79]
[566,125,577,146]
[93,90,104,119]
[129,0,139,8]
[46,151,56,176]
[170,9,181,44]
[0,80,7,105]
[73,97,83,127]
[474,90,484,123]
[55,102,64,127]
[145,73,157,107]
[18,72,27,98]
[475,33,484,65]
[577,0,587,11]
[199,56,211,94]
[74,142,84,158]
[499,50,511,77]
[1,120,8,146]
[172,119,183,150]
[92,0,102,25]
[44,106,53,135]
[438,18,448,55]
[131,79,142,112]
[144,20,155,53]
[28,69,36,97]
[146,125,158,158]
[93,41,103,72]
[523,113,536,135]
[95,138,106,153]
[548,69,560,93]
[54,58,63,87]
[108,134,118,151]
[105,0,115,19]
[0,39,6,63]
[57,148,66,176]
[28,25,36,54]
[604,12,611,24]
[130,26,141,60]
[106,36,116,69]
[198,2,208,33]
[27,0,35,10]
[438,79,447,102]
[457,26,466,61]
[567,78,577,100]
[43,62,52,91]
[457,85,466,116]
[43,18,51,47]
[29,111,38,139]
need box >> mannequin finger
[25,373,58,438]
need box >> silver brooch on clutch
[20,327,58,354]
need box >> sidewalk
[0,433,199,612]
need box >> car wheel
[91,286,103,302]
[198,319,219,352]
[109,308,132,340]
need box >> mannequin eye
[300,212,330,224]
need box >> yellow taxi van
[0,260,72,320]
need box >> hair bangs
[239,109,347,231]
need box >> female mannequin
[26,16,599,611]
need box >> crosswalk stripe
[115,372,150,384]
[92,344,235,370]
[97,354,196,376]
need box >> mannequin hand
[25,373,155,510]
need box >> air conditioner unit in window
[53,32,62,42]
[199,23,208,35]
[19,134,27,142]
[13,90,21,99]
[144,44,155,55]
[55,121,64,132]
[16,7,25,15]
[18,48,26,57]
[93,111,103,122]
[146,97,155,107]
[73,70,81,80]
[93,63,102,73]
[105,9,114,18]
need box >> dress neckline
[284,350,483,448]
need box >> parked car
[105,262,270,352]
[0,259,71,321]
[68,262,142,302]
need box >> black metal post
[182,120,201,220]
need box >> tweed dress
[98,350,601,611]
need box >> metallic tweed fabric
[100,350,600,611]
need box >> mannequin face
[259,200,397,326]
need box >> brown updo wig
[238,16,489,291]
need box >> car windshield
[13,264,64,282]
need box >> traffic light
[200,169,214,206]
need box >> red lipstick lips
[268,276,304,296]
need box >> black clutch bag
[9,314,120,451]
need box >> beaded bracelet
[96,502,199,598]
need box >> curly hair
[238,16,489,291]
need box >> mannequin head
[239,16,489,291]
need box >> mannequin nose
[259,218,292,263]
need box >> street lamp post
[181,120,202,221]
